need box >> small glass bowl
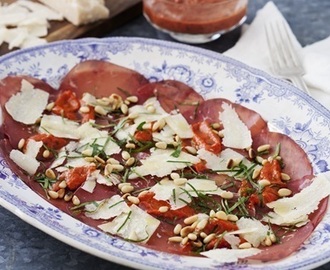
[143,0,248,44]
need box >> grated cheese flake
[201,247,261,263]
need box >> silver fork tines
[265,20,311,95]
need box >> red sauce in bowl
[143,0,248,35]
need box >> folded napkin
[224,1,330,109]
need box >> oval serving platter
[1,37,330,270]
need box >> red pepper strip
[203,219,239,250]
[191,121,221,155]
[59,166,96,190]
[28,133,68,150]
[138,192,196,220]
[26,134,68,159]
[52,90,80,120]
[134,129,153,142]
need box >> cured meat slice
[0,76,57,149]
[137,80,204,122]
[59,60,149,99]
[195,98,268,137]
[252,129,313,182]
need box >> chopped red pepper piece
[192,121,222,155]
[52,90,80,120]
[59,166,96,190]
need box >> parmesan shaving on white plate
[5,79,49,125]
[219,103,252,149]
[264,172,330,226]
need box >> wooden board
[0,0,142,55]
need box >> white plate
[1,37,330,270]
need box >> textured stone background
[1,0,330,269]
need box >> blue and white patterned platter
[1,37,330,270]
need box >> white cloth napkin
[224,1,330,109]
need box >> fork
[265,20,311,95]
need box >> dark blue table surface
[1,0,330,269]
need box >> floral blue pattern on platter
[0,37,330,270]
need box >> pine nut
[127,196,140,205]
[82,148,93,156]
[94,155,105,164]
[173,224,182,235]
[258,179,271,187]
[239,242,252,249]
[146,104,155,113]
[57,188,65,199]
[43,150,50,158]
[18,138,25,149]
[220,191,234,200]
[278,188,292,197]
[125,157,135,167]
[281,173,291,181]
[120,103,128,115]
[45,168,56,179]
[121,151,130,160]
[173,178,187,186]
[104,164,113,175]
[257,144,270,153]
[227,214,238,222]
[264,236,272,246]
[200,232,207,238]
[168,236,183,243]
[248,148,256,159]
[79,105,90,113]
[188,233,197,241]
[58,180,67,189]
[72,195,80,205]
[192,240,203,248]
[252,167,261,179]
[118,183,131,189]
[203,233,215,244]
[46,102,55,111]
[180,226,194,237]
[138,190,149,198]
[184,146,197,155]
[142,122,152,130]
[64,192,73,202]
[196,218,208,231]
[155,141,167,150]
[112,164,124,172]
[181,236,189,245]
[256,156,265,164]
[184,215,198,225]
[215,210,228,221]
[170,172,180,180]
[125,142,136,149]
[159,206,169,213]
[121,185,134,194]
[126,95,138,103]
[94,105,107,115]
[209,209,216,218]
[128,112,139,119]
[48,190,58,199]
[269,232,277,243]
[107,158,120,164]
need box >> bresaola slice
[59,60,149,99]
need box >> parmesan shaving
[219,103,252,149]
[264,172,330,226]
[5,79,49,125]
[201,248,261,263]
